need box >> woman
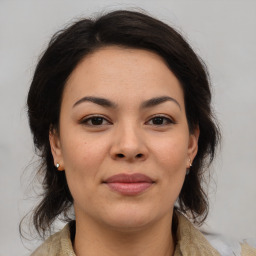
[25,10,255,256]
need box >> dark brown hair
[26,10,220,238]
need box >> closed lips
[103,173,155,196]
[104,173,154,183]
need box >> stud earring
[56,163,60,169]
[186,158,192,175]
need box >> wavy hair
[25,10,220,238]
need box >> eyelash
[146,115,175,126]
[80,115,112,126]
[80,115,175,127]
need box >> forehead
[63,46,184,108]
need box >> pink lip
[103,173,154,196]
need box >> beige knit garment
[31,213,255,256]
[173,214,220,256]
[241,243,256,256]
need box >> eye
[146,115,174,126]
[80,115,111,126]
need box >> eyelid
[79,114,175,127]
[79,115,112,126]
[145,114,176,125]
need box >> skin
[50,46,199,256]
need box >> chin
[99,205,159,231]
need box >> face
[50,46,199,230]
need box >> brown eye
[90,117,104,125]
[147,116,174,126]
[81,116,111,126]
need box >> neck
[73,212,175,256]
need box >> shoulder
[241,240,256,256]
[176,212,256,256]
[30,223,75,256]
[203,232,256,256]
[30,231,62,256]
[175,213,220,255]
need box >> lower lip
[105,182,153,195]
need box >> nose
[110,123,148,162]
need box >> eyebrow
[73,96,118,108]
[141,96,181,110]
[73,96,181,110]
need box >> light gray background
[0,1,255,255]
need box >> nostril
[115,153,144,159]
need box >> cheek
[61,134,110,203]
[150,133,188,200]
[152,134,188,171]
[61,133,110,178]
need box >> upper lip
[104,173,154,183]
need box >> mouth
[103,173,155,196]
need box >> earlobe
[49,129,64,171]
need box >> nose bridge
[119,121,140,146]
[110,118,147,161]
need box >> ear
[187,126,200,168]
[49,128,65,171]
